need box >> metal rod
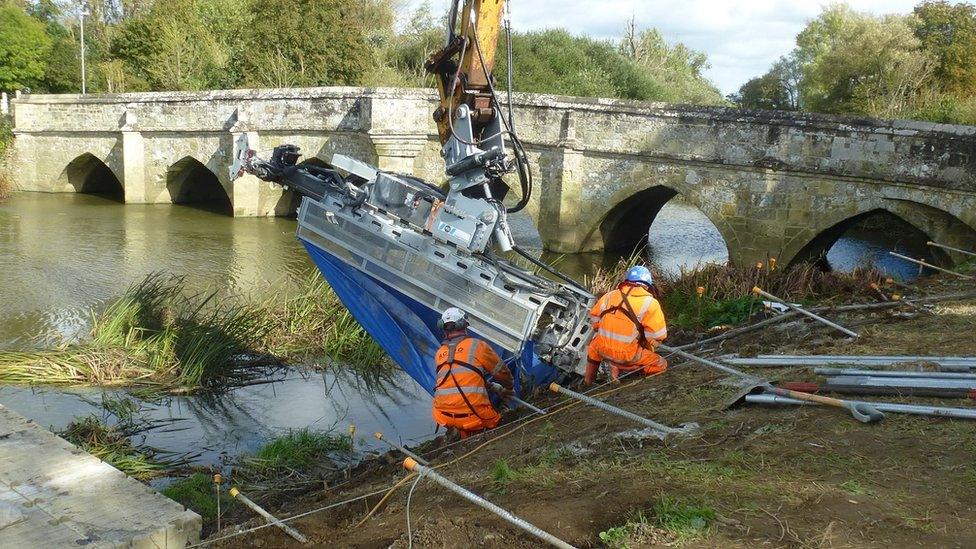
[374,432,429,465]
[490,382,546,415]
[229,487,308,544]
[403,458,577,549]
[727,355,976,368]
[927,241,976,258]
[661,345,884,423]
[548,382,694,434]
[752,287,859,338]
[745,393,976,420]
[815,367,976,380]
[889,252,974,279]
[824,376,976,390]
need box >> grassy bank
[0,272,386,392]
[162,427,353,523]
[587,258,884,330]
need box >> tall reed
[588,258,885,329]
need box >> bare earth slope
[218,273,976,548]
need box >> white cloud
[404,0,952,95]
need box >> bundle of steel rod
[726,355,976,371]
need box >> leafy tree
[240,0,372,87]
[731,56,800,111]
[0,3,53,91]
[795,5,934,118]
[368,0,442,87]
[620,22,723,104]
[913,1,976,95]
[495,29,666,100]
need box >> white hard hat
[439,307,468,330]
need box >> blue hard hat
[625,266,653,286]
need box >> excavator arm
[231,1,595,386]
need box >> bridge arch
[166,156,232,215]
[579,181,734,265]
[61,153,124,199]
[786,200,976,269]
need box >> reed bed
[259,273,386,368]
[586,257,885,329]
[0,271,388,391]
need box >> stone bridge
[9,87,976,266]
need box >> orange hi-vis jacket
[589,284,668,365]
[432,336,513,432]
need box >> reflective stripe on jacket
[589,284,667,364]
[433,336,512,416]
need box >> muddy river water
[0,192,932,467]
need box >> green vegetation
[0,117,11,201]
[59,395,182,481]
[162,473,231,520]
[599,500,714,548]
[652,497,715,542]
[0,271,386,391]
[0,1,720,105]
[242,428,352,476]
[732,1,976,125]
[61,415,168,480]
[491,458,518,485]
[263,272,385,367]
[587,258,883,330]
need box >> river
[0,191,933,468]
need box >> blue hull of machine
[301,239,553,396]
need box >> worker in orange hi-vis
[432,307,515,439]
[585,266,668,385]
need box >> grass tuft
[242,428,353,477]
[61,415,169,481]
[162,473,233,520]
[652,497,715,541]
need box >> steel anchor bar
[403,458,577,549]
[374,432,429,466]
[889,252,974,280]
[229,487,308,544]
[548,383,696,435]
[752,287,859,338]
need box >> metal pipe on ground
[745,393,976,420]
[548,383,697,435]
[660,345,884,423]
[815,368,976,380]
[402,458,577,549]
[781,381,976,400]
[752,287,859,338]
[489,382,546,415]
[825,376,976,391]
[229,487,308,544]
[726,355,976,368]
[927,241,976,259]
[889,252,974,280]
[374,432,428,465]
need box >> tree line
[0,0,723,104]
[731,1,976,125]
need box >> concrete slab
[0,404,201,548]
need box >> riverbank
[209,267,976,548]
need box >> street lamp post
[79,4,89,94]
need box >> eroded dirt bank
[214,273,976,548]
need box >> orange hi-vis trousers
[586,344,668,383]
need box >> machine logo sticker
[438,222,472,243]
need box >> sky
[405,1,942,96]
